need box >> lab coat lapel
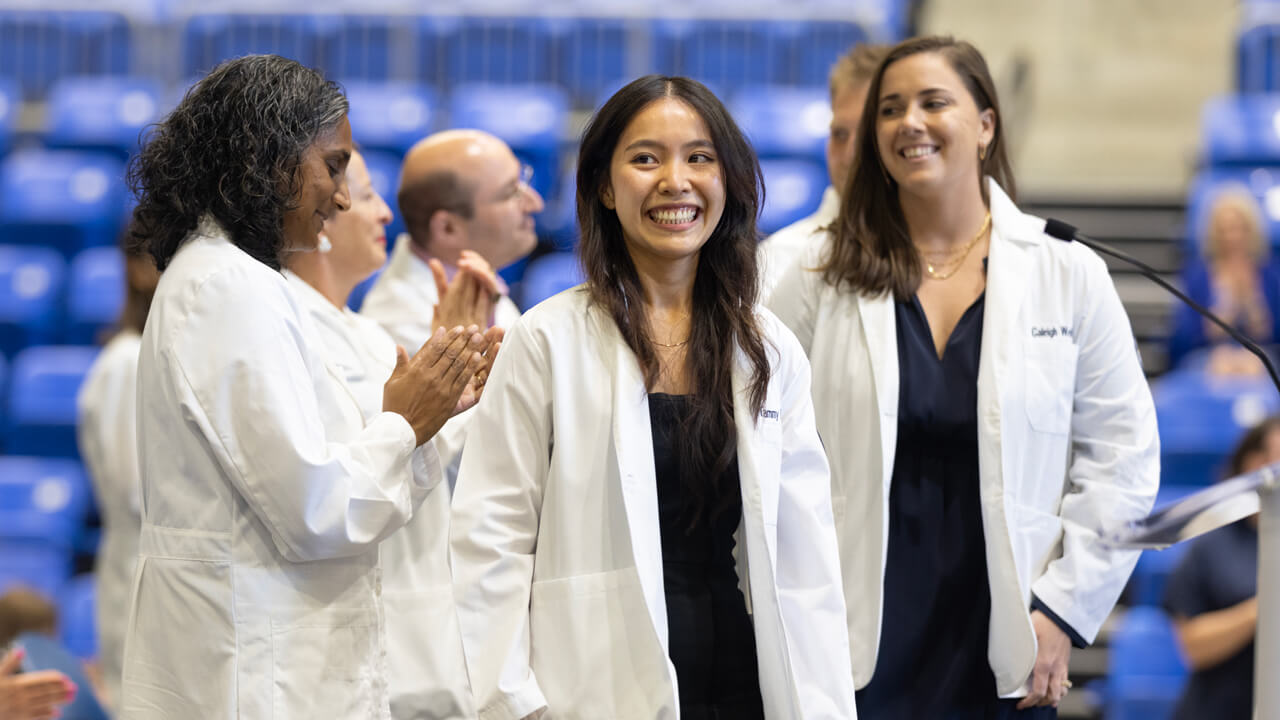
[856,291,898,496]
[608,329,670,654]
[733,345,779,563]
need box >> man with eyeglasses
[359,129,543,720]
[363,129,543,352]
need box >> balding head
[398,129,542,268]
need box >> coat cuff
[1031,594,1089,649]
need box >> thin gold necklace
[653,338,689,348]
[920,212,991,281]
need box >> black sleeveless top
[649,393,765,720]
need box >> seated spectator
[1162,415,1279,720]
[1168,186,1280,374]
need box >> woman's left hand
[1016,610,1072,709]
[452,326,504,416]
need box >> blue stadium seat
[1104,607,1188,720]
[0,456,92,550]
[67,247,124,345]
[1153,370,1280,486]
[556,17,630,104]
[182,12,329,77]
[449,83,568,201]
[652,19,779,95]
[1238,6,1280,92]
[0,78,15,157]
[442,16,557,87]
[0,543,72,599]
[0,149,128,257]
[5,346,98,458]
[0,10,131,99]
[45,76,163,158]
[0,353,6,449]
[361,149,405,250]
[759,159,828,235]
[317,14,395,82]
[731,86,831,162]
[538,165,579,251]
[519,251,583,309]
[0,245,66,357]
[59,574,97,660]
[345,81,436,156]
[1129,543,1192,607]
[787,20,870,87]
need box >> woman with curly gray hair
[120,54,499,718]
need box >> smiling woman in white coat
[768,37,1159,719]
[120,55,496,719]
[285,149,502,720]
[449,75,856,720]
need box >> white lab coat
[120,218,442,719]
[449,288,857,720]
[362,233,522,482]
[758,185,839,299]
[76,329,142,709]
[285,271,476,720]
[767,179,1160,697]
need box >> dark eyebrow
[327,148,351,164]
[879,87,951,103]
[621,138,715,153]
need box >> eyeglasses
[488,164,536,204]
[518,163,535,191]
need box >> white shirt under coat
[76,328,142,708]
[449,287,857,720]
[120,219,441,719]
[758,185,840,299]
[767,179,1160,697]
[285,270,476,720]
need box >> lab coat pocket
[529,568,673,720]
[1010,503,1064,591]
[1023,342,1078,435]
[271,608,380,720]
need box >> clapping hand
[431,251,500,333]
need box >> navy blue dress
[1162,520,1258,720]
[649,393,765,720]
[854,292,1058,720]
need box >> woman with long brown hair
[449,75,855,719]
[770,36,1159,718]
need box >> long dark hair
[577,75,770,524]
[127,54,348,271]
[823,35,1016,300]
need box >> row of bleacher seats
[0,10,882,100]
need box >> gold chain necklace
[919,212,991,281]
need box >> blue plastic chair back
[45,76,162,158]
[1238,7,1280,92]
[67,247,124,345]
[557,17,629,104]
[318,14,395,82]
[5,346,98,458]
[14,631,110,720]
[1153,370,1280,485]
[0,456,91,549]
[519,251,583,310]
[732,86,831,162]
[1129,543,1193,607]
[0,78,16,157]
[443,16,557,87]
[0,245,66,356]
[182,12,328,77]
[0,544,72,599]
[0,149,128,257]
[449,83,568,200]
[59,574,97,659]
[787,20,871,87]
[759,159,828,235]
[345,82,436,155]
[652,19,781,95]
[538,165,578,252]
[1105,607,1188,720]
[0,10,131,99]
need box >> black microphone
[1044,218,1280,391]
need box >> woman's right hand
[383,325,491,446]
[0,648,75,720]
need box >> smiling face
[282,116,354,251]
[875,51,994,201]
[602,97,726,273]
[322,151,392,283]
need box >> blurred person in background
[1162,416,1278,720]
[758,43,889,296]
[361,129,542,480]
[75,224,158,711]
[769,36,1159,718]
[121,54,495,718]
[450,75,855,720]
[285,147,499,720]
[1167,186,1280,374]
